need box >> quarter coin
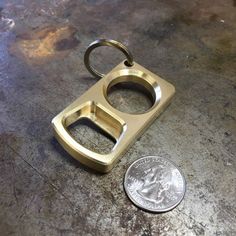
[124,156,186,212]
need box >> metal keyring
[84,39,134,79]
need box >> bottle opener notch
[52,40,175,173]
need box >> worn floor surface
[0,0,236,235]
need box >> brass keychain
[52,39,175,173]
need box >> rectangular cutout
[67,117,116,154]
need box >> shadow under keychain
[52,39,175,173]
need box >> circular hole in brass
[124,60,133,67]
[106,75,158,114]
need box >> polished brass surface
[52,59,175,173]
[84,39,134,78]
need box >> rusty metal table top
[0,0,236,235]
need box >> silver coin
[124,156,186,212]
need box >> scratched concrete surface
[0,0,236,235]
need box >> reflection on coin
[124,156,186,213]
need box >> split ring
[84,39,134,79]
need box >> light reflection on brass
[52,60,175,173]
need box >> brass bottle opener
[52,39,175,173]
